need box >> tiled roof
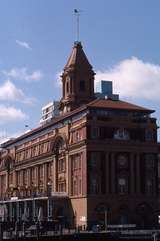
[1,98,154,148]
[87,98,154,113]
[64,41,92,70]
[0,105,86,148]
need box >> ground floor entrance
[0,196,70,226]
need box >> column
[130,153,135,194]
[16,202,19,221]
[20,170,23,187]
[0,176,1,197]
[35,166,39,187]
[53,156,57,192]
[105,152,110,194]
[47,199,53,220]
[9,202,12,222]
[27,168,30,187]
[111,153,116,194]
[13,171,16,187]
[24,201,27,221]
[32,199,36,220]
[5,175,7,197]
[65,154,69,194]
[44,163,48,193]
[68,155,72,196]
[82,149,87,195]
[136,153,141,194]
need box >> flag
[74,9,78,13]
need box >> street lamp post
[104,209,108,231]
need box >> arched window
[66,82,69,93]
[55,138,65,155]
[54,136,67,193]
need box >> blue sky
[0,0,160,142]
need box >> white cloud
[2,67,43,82]
[0,131,8,145]
[55,71,62,88]
[0,80,24,101]
[0,80,36,104]
[0,105,28,124]
[0,130,25,145]
[95,57,160,101]
[16,40,32,50]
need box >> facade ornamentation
[0,41,159,228]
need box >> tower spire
[59,42,95,114]
[74,9,80,42]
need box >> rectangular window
[17,172,21,186]
[25,149,31,159]
[39,165,44,179]
[47,162,52,178]
[39,143,44,154]
[31,167,35,183]
[79,80,85,91]
[23,170,27,185]
[58,159,65,172]
[31,146,36,157]
[145,154,155,169]
[73,179,78,196]
[79,178,82,194]
[118,177,127,194]
[146,179,153,194]
[89,176,99,194]
[89,152,100,168]
[91,127,99,139]
[9,173,13,185]
[58,182,66,192]
[72,154,82,170]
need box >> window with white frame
[114,128,130,140]
[118,177,127,194]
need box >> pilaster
[130,153,135,194]
[105,152,110,194]
[111,153,116,194]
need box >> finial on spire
[74,9,81,42]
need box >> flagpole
[74,9,80,42]
[77,12,79,41]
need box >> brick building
[0,41,159,228]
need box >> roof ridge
[64,42,92,70]
[86,98,154,113]
[118,99,152,110]
[86,98,99,106]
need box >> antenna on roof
[74,9,81,42]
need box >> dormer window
[114,128,130,140]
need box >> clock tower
[59,41,95,114]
